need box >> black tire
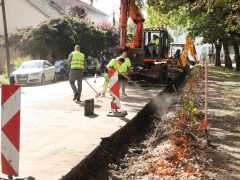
[60,71,66,80]
[162,64,168,81]
[53,73,57,83]
[41,74,45,84]
[62,72,66,80]
[65,72,69,80]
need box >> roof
[25,0,64,18]
[144,28,167,32]
[26,0,108,19]
[81,1,108,16]
[51,0,108,17]
[170,43,185,47]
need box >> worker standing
[67,45,85,102]
[118,51,132,96]
[148,35,159,57]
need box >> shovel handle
[84,79,98,94]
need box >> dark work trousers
[69,69,84,97]
[118,74,127,92]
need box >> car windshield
[54,61,64,66]
[19,61,43,69]
[87,60,96,66]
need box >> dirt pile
[107,66,216,179]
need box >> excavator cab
[129,28,170,81]
[169,43,185,58]
[143,28,170,62]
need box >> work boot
[122,91,127,96]
[76,93,81,102]
[73,93,80,101]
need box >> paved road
[0,76,164,180]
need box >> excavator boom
[120,0,144,49]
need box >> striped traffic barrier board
[1,84,21,176]
[108,69,121,110]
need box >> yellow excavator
[169,36,199,69]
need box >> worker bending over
[101,57,131,97]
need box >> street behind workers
[67,45,132,102]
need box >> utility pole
[113,9,115,26]
[1,0,11,78]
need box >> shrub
[0,74,9,84]
[12,56,32,68]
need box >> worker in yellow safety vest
[148,35,159,57]
[117,51,133,96]
[67,45,86,102]
[101,57,131,97]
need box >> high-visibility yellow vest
[71,51,85,69]
[150,38,159,45]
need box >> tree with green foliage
[97,22,119,48]
[9,17,105,59]
[225,0,240,71]
[147,0,239,70]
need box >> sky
[82,0,120,16]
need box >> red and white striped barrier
[1,84,21,176]
[108,69,121,111]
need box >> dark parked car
[84,57,101,75]
[53,59,69,80]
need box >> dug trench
[61,71,187,180]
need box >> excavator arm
[120,0,144,49]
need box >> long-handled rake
[84,78,101,98]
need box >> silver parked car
[11,60,57,84]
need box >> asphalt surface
[0,75,165,180]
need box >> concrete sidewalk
[0,76,164,179]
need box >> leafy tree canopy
[9,17,105,59]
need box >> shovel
[127,80,142,88]
[84,78,101,98]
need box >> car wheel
[65,72,69,80]
[53,73,57,82]
[41,74,45,84]
[62,71,66,80]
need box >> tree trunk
[233,39,240,71]
[223,40,233,69]
[214,43,222,67]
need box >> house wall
[86,9,108,23]
[0,0,50,73]
[0,0,48,35]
